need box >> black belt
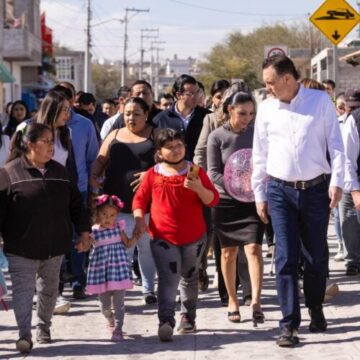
[269,174,329,190]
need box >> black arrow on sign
[332,30,341,40]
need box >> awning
[339,50,360,67]
[0,61,15,83]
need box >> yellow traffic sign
[309,0,360,45]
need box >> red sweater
[132,166,219,246]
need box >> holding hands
[75,232,93,252]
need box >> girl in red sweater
[133,129,219,342]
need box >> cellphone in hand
[187,164,200,179]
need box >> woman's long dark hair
[4,100,31,138]
[36,90,71,151]
[7,123,51,163]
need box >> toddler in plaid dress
[86,194,138,342]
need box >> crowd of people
[0,54,359,353]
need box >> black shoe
[143,292,157,305]
[198,269,209,292]
[72,287,86,300]
[177,314,196,334]
[36,328,51,344]
[276,326,299,347]
[220,295,228,307]
[346,265,359,276]
[309,306,327,333]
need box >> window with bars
[56,57,74,80]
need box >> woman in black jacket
[0,123,91,354]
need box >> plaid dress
[86,221,133,295]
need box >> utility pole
[84,0,91,92]
[121,8,149,86]
[140,28,158,79]
[150,41,165,99]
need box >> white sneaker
[334,251,344,262]
[53,296,71,314]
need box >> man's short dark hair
[131,80,153,92]
[262,55,300,81]
[159,93,175,102]
[117,86,130,98]
[78,92,96,105]
[323,79,336,89]
[172,74,197,97]
[103,98,116,106]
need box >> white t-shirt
[0,134,10,166]
[53,130,69,166]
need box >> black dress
[103,130,155,213]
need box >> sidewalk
[1,222,360,360]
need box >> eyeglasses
[132,91,152,97]
[37,138,54,145]
[182,89,201,98]
[62,106,71,113]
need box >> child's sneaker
[111,329,123,342]
[158,321,173,342]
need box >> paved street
[1,220,360,360]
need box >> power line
[169,0,307,17]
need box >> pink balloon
[224,148,255,202]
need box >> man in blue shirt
[58,82,99,299]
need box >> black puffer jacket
[0,156,91,259]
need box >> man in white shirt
[100,86,130,140]
[339,89,360,275]
[252,55,344,347]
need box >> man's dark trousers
[267,178,330,330]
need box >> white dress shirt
[100,112,121,140]
[0,134,10,166]
[174,103,194,130]
[252,85,344,202]
[342,112,360,193]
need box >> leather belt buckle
[293,180,307,190]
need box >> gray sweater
[207,122,254,199]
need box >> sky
[41,0,360,64]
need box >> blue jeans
[267,179,330,330]
[119,213,156,294]
[339,192,360,268]
[71,191,88,290]
[333,206,343,246]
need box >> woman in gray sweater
[194,83,253,307]
[207,91,265,325]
